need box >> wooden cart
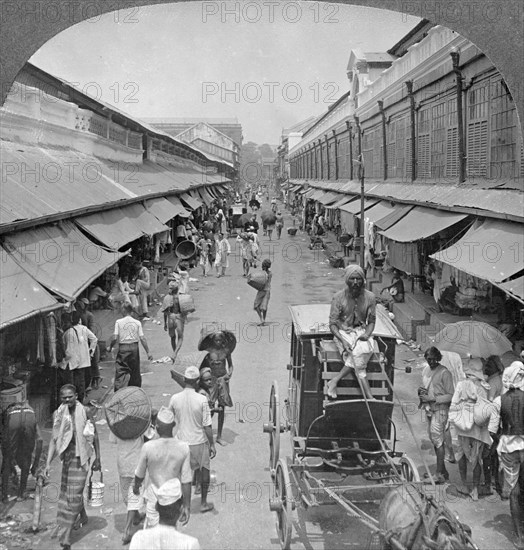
[263,303,477,550]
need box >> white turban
[344,265,365,285]
[502,361,524,391]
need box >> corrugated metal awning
[340,199,379,214]
[380,206,468,242]
[328,196,357,209]
[375,205,414,230]
[180,193,203,210]
[430,219,524,283]
[123,203,169,236]
[3,221,125,301]
[197,187,216,206]
[0,247,61,330]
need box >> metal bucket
[89,472,104,507]
[175,240,197,260]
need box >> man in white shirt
[129,478,199,550]
[107,304,153,391]
[169,367,216,513]
[133,408,192,529]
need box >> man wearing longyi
[328,265,376,400]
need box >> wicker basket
[171,351,209,387]
[104,387,152,440]
[198,323,237,354]
[247,271,268,291]
[179,294,196,314]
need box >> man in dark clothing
[244,214,259,234]
[1,401,43,501]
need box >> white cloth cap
[156,478,182,506]
[184,366,200,380]
[503,361,524,391]
[157,406,175,425]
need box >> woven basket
[171,351,209,387]
[198,323,237,354]
[247,271,268,291]
[104,387,152,440]
[179,294,196,314]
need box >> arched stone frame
[0,0,522,134]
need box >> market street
[0,204,514,550]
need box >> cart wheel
[399,456,421,482]
[274,458,294,550]
[268,381,281,475]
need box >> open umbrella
[239,213,253,228]
[260,210,277,225]
[428,320,513,358]
[249,199,261,210]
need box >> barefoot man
[327,265,376,400]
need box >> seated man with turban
[328,265,376,400]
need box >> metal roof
[496,276,524,304]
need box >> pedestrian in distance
[59,311,98,404]
[169,366,216,513]
[327,265,376,400]
[1,400,43,502]
[131,260,151,318]
[107,303,154,392]
[419,346,454,484]
[133,407,192,529]
[254,259,272,326]
[160,282,185,364]
[214,232,231,277]
[275,212,284,239]
[197,235,212,277]
[45,384,101,550]
[129,478,200,550]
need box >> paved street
[2,203,517,550]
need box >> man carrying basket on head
[328,265,376,400]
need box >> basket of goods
[198,323,237,354]
[287,227,297,236]
[247,271,268,291]
[170,351,209,386]
[178,294,196,314]
[104,387,152,440]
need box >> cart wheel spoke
[269,380,281,475]
[399,456,420,482]
[274,458,293,550]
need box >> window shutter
[467,120,488,177]
[446,127,459,178]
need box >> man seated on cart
[327,265,376,400]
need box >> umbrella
[429,320,513,358]
[260,210,277,225]
[249,199,260,210]
[239,213,253,227]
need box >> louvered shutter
[467,120,488,177]
[446,127,459,178]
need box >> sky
[30,2,420,144]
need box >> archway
[0,0,523,132]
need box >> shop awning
[3,221,125,301]
[180,193,203,210]
[375,205,414,230]
[357,201,396,222]
[328,196,357,210]
[164,196,191,218]
[197,187,216,206]
[379,206,467,242]
[207,187,220,199]
[430,219,524,283]
[298,187,310,195]
[317,192,342,205]
[310,189,326,201]
[340,199,379,214]
[123,203,169,236]
[145,197,185,224]
[75,208,145,249]
[0,247,62,329]
[495,276,524,305]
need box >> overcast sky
[30,2,420,144]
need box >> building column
[333,129,339,180]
